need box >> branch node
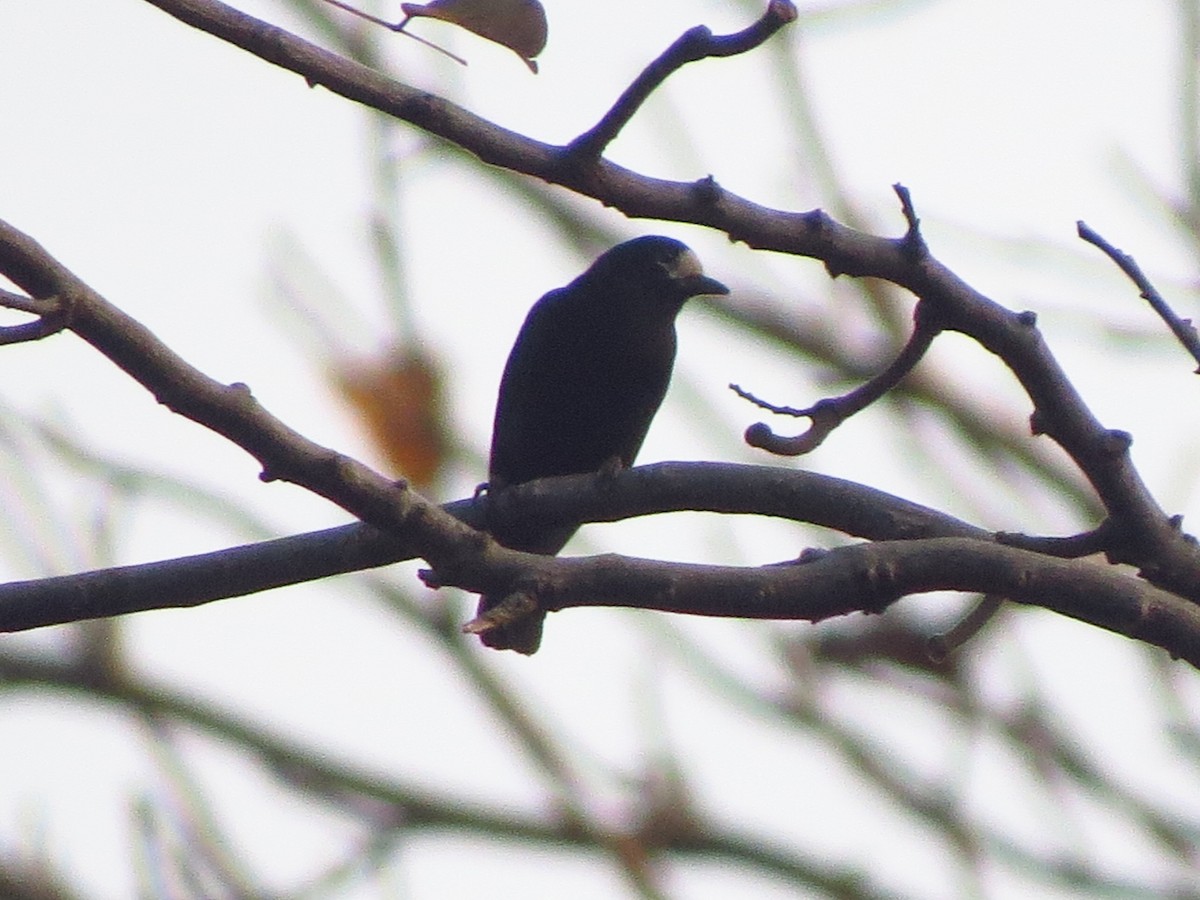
[1101,429,1133,457]
[692,174,724,208]
[1028,409,1048,437]
[858,560,901,613]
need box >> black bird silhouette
[477,236,729,653]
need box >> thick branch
[133,0,1200,600]
[0,461,983,632]
[2,453,1198,667]
[0,217,491,581]
[452,538,1200,668]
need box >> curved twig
[566,1,798,160]
[734,299,941,455]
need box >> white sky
[1,1,1199,897]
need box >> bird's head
[594,236,729,315]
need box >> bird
[476,235,729,654]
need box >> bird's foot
[597,454,627,479]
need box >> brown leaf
[334,349,450,492]
[401,0,548,72]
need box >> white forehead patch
[664,248,704,280]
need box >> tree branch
[2,2,1197,664]
[2,453,1198,667]
[0,461,982,631]
[0,216,496,585]
[132,0,1200,603]
[734,298,941,455]
[453,538,1200,668]
[566,2,797,160]
[1078,220,1200,371]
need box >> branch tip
[1080,222,1200,368]
[564,1,795,160]
[893,183,927,260]
[318,0,468,66]
[735,318,937,457]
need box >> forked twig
[0,288,70,345]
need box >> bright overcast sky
[1,1,1198,897]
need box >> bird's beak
[687,274,729,297]
[670,249,730,298]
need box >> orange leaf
[335,349,450,491]
[401,0,548,72]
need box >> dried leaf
[401,0,548,72]
[334,349,449,491]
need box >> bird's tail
[475,596,545,654]
[473,522,576,654]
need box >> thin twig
[318,0,467,65]
[0,287,47,314]
[927,595,1003,661]
[996,524,1113,559]
[0,289,69,344]
[736,304,940,456]
[566,1,798,160]
[0,318,68,345]
[1078,220,1200,371]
